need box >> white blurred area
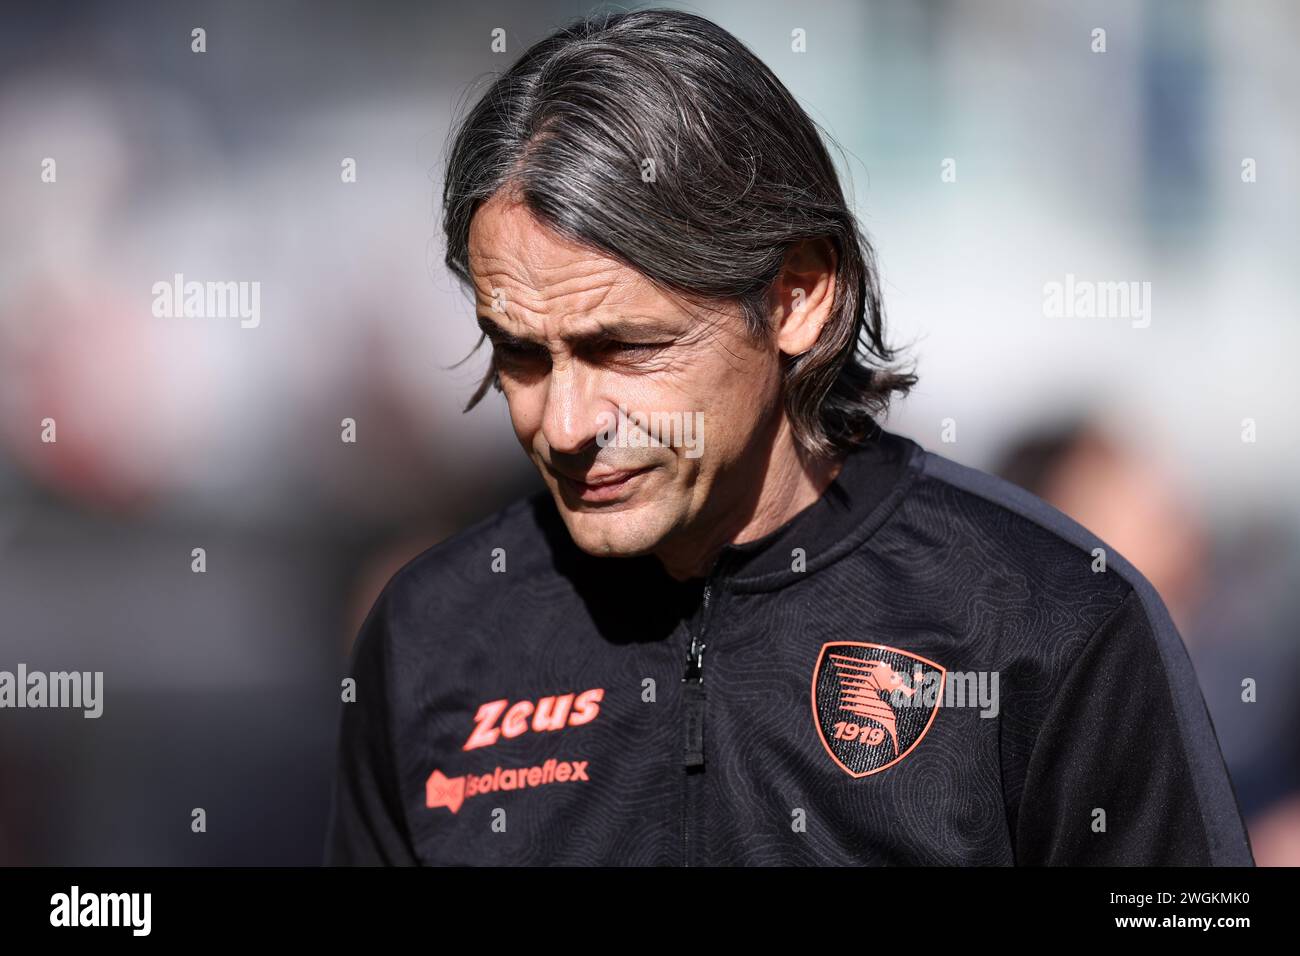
[718,0,1299,518]
[0,82,519,524]
[1,1,1295,521]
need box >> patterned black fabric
[324,427,1255,866]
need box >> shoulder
[882,439,1175,663]
[898,441,1212,693]
[909,446,1255,859]
[905,441,1157,605]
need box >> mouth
[555,465,653,503]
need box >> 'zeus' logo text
[463,688,605,751]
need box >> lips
[554,465,652,501]
[574,468,647,487]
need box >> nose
[540,357,605,456]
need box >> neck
[655,417,844,582]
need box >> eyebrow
[475,313,680,348]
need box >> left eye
[609,342,666,354]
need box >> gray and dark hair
[441,7,916,459]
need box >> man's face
[467,192,784,564]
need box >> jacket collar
[543,425,922,612]
[699,424,921,591]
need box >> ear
[769,238,838,357]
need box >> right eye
[493,342,548,369]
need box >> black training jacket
[323,427,1255,866]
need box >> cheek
[690,342,779,426]
[501,383,546,442]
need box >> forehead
[467,193,667,321]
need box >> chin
[561,508,666,559]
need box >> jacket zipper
[681,579,715,866]
[682,582,711,763]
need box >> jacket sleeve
[1014,586,1255,865]
[323,583,421,866]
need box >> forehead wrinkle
[471,199,610,286]
[469,204,713,344]
[514,288,623,344]
[476,260,664,342]
[469,196,681,316]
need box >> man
[324,8,1254,865]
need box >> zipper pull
[682,582,711,683]
[683,633,707,683]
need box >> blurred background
[0,0,1295,864]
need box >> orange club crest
[811,642,945,778]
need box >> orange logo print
[463,688,604,751]
[425,768,466,814]
[427,686,603,815]
[811,642,945,778]
[425,759,590,814]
